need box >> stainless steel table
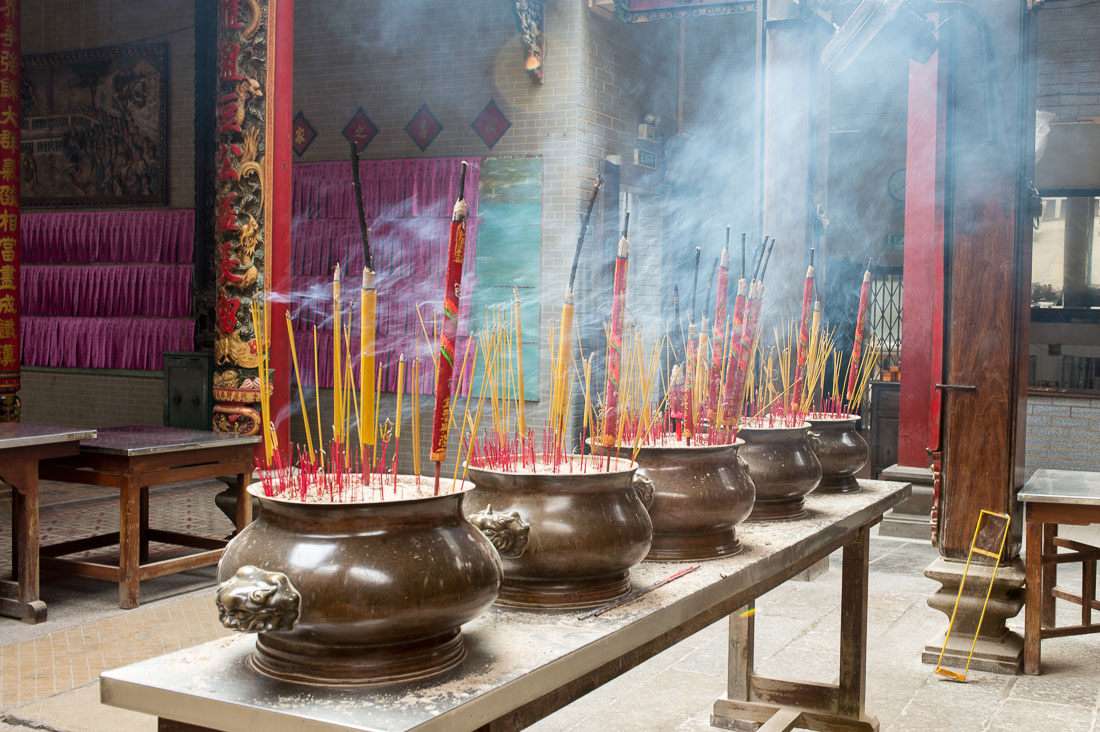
[1020,469,1100,674]
[0,423,96,623]
[39,426,259,609]
[102,480,911,732]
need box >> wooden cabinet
[870,381,899,479]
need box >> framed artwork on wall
[20,43,168,207]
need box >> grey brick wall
[1037,3,1100,123]
[1025,394,1100,476]
[21,0,196,209]
[20,368,163,428]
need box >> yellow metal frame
[934,509,1012,682]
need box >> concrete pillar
[1062,196,1094,308]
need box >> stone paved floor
[1,481,1099,731]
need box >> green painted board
[472,157,541,400]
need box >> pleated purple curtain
[19,210,196,370]
[289,158,480,395]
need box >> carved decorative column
[212,0,291,456]
[0,0,18,423]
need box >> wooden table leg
[139,486,150,564]
[2,456,47,623]
[119,476,141,609]
[727,602,755,702]
[839,525,870,717]
[234,471,251,530]
[1041,522,1056,628]
[1024,518,1041,675]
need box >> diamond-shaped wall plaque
[292,112,316,157]
[471,99,511,149]
[405,104,443,152]
[342,107,378,152]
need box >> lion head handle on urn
[467,505,531,558]
[216,565,301,632]
[632,472,655,510]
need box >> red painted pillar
[267,0,292,457]
[899,43,946,469]
[212,0,291,459]
[0,0,18,423]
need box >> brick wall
[21,0,196,209]
[18,0,194,427]
[19,368,163,427]
[577,15,677,327]
[293,0,582,421]
[1037,2,1100,124]
[1024,394,1100,476]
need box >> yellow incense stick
[361,269,377,451]
[395,354,406,440]
[514,287,526,434]
[313,326,323,453]
[285,313,315,462]
[412,351,421,476]
[333,265,343,446]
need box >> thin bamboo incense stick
[286,313,315,463]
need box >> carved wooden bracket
[929,448,943,547]
[512,0,546,84]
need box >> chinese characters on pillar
[0,0,18,422]
[212,0,268,435]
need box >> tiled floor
[1,481,1099,731]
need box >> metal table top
[78,426,260,457]
[1019,469,1100,507]
[101,479,912,732]
[0,423,96,452]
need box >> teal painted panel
[475,156,541,402]
[479,158,542,204]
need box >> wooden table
[1021,468,1100,675]
[0,424,96,623]
[101,480,910,732]
[39,426,259,610]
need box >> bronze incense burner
[806,415,867,494]
[738,422,822,521]
[215,483,501,686]
[632,439,755,561]
[465,456,653,609]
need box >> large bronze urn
[215,481,501,686]
[464,456,653,609]
[632,439,755,561]
[806,414,868,494]
[738,422,822,521]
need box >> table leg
[727,602,755,702]
[1024,519,1041,675]
[234,471,251,530]
[839,525,870,717]
[1,457,47,623]
[1041,523,1056,628]
[119,477,141,609]
[139,486,150,564]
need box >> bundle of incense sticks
[661,234,775,443]
[252,263,430,502]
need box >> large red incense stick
[707,238,730,424]
[720,276,748,426]
[791,249,815,413]
[846,263,872,402]
[683,322,697,440]
[431,162,468,493]
[602,213,630,446]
